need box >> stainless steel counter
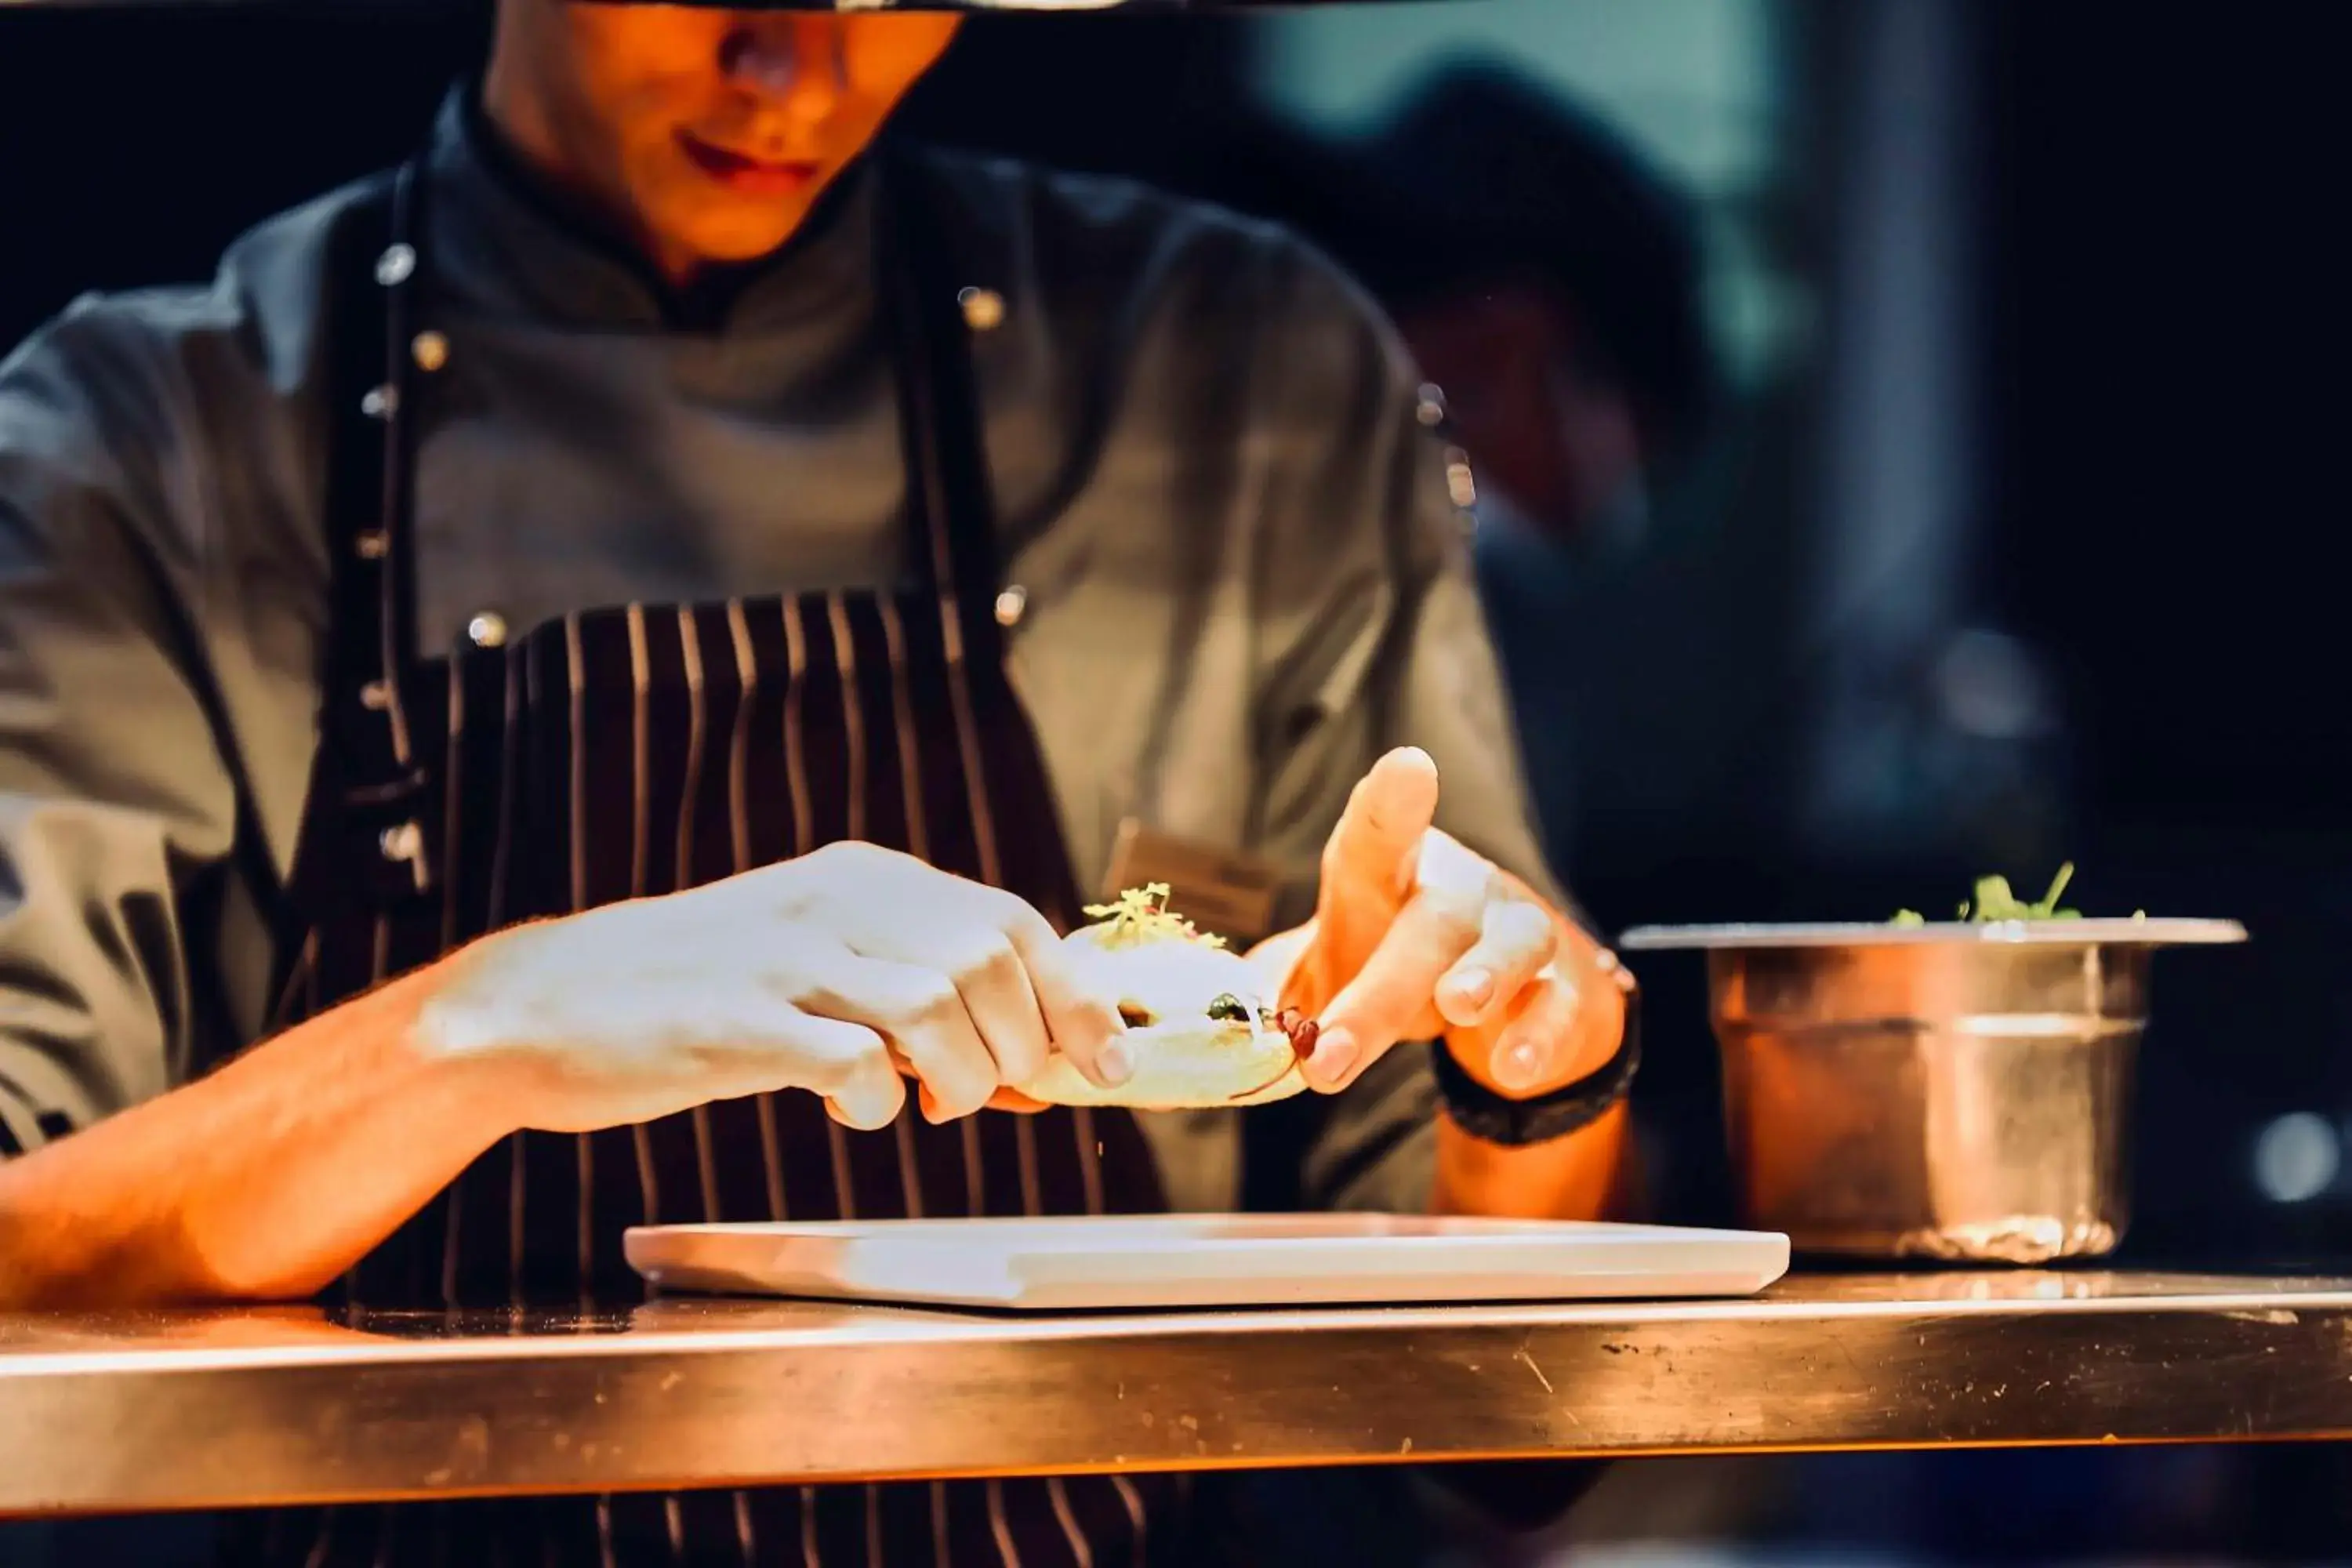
[5,1272,2350,1517]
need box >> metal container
[1620,920,2246,1264]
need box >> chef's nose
[720,20,844,122]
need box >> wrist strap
[1431,984,1641,1148]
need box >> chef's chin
[658,196,818,267]
[637,154,841,269]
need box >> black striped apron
[212,151,1180,1567]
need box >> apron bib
[213,149,1178,1568]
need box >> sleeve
[1241,243,1577,1215]
[0,308,244,1156]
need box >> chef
[0,2,1635,1563]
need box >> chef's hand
[1258,748,1628,1098]
[414,842,1129,1133]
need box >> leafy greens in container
[1893,863,2087,927]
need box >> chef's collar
[423,86,877,336]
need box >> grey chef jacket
[0,93,1564,1215]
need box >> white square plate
[623,1214,1790,1311]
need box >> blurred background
[2,0,2348,1562]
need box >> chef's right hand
[412,842,1131,1132]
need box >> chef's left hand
[1255,747,1628,1098]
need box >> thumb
[1316,746,1440,960]
[825,1047,909,1131]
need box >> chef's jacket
[0,93,1566,1214]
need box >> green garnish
[1900,863,2082,925]
[1081,883,1228,949]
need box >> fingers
[943,927,1054,1091]
[822,1033,909,1131]
[1316,748,1440,954]
[1482,967,1584,1094]
[591,851,1110,1133]
[774,1013,906,1131]
[997,902,1131,1090]
[1304,877,1484,1091]
[820,868,1129,1096]
[801,955,1001,1123]
[805,892,1125,1121]
[1434,894,1558,1031]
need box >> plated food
[1014,885,1312,1109]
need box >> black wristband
[1431,984,1641,1148]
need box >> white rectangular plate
[623,1214,1791,1311]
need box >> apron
[211,146,1181,1568]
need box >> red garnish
[1269,1007,1318,1062]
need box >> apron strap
[873,143,1094,927]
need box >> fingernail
[1496,1037,1548,1091]
[1311,1027,1359,1087]
[1098,1040,1135,1087]
[1447,967,1495,1016]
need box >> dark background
[2,0,2348,1560]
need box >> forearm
[0,949,518,1308]
[1432,1102,1628,1220]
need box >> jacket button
[374,244,416,288]
[959,287,1006,332]
[379,821,423,863]
[411,331,450,372]
[466,611,509,648]
[993,585,1027,627]
[1444,445,1478,508]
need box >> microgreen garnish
[1896,863,2082,925]
[1081,884,1228,949]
